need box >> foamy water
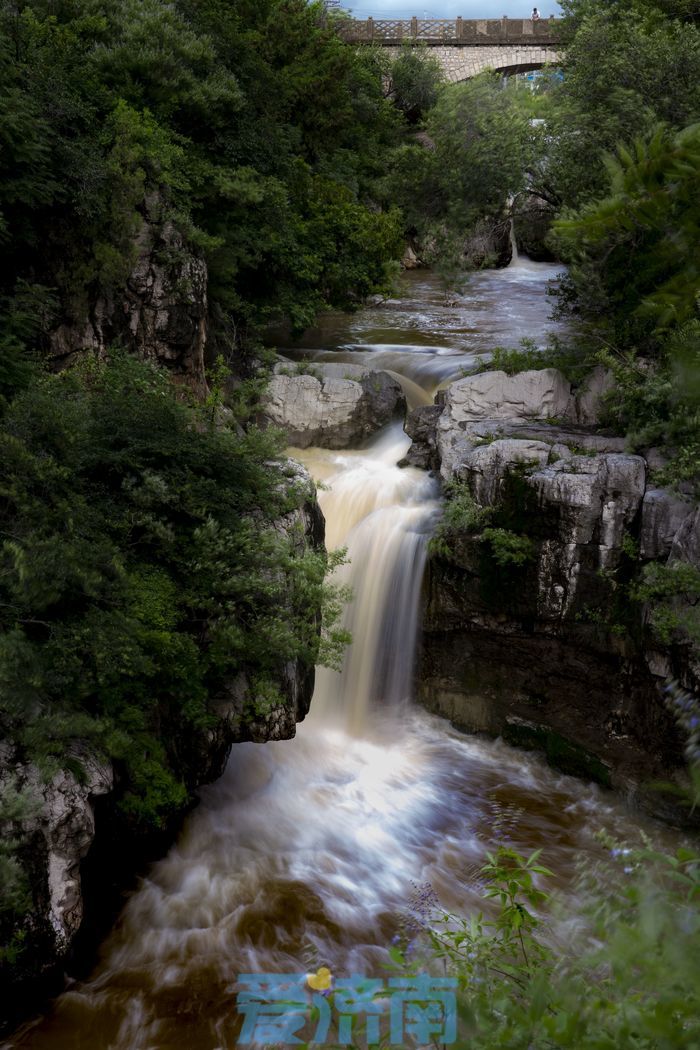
[8,263,675,1050]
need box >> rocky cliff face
[0,466,325,1030]
[408,367,699,820]
[47,196,209,392]
[0,755,113,986]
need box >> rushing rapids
[8,259,676,1050]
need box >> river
[8,258,673,1049]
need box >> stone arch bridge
[337,17,563,81]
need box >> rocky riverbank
[0,462,325,1035]
[406,366,699,821]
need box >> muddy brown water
[8,260,682,1050]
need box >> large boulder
[436,368,572,476]
[402,404,443,470]
[262,367,405,449]
[443,368,571,423]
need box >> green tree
[554,123,700,342]
[386,72,535,269]
[389,43,443,123]
[539,0,700,208]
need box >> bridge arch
[386,44,564,82]
[339,18,564,82]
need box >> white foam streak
[10,263,675,1050]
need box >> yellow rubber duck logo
[307,966,333,992]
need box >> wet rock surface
[410,366,699,819]
[262,366,405,448]
[403,404,443,470]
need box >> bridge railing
[337,17,560,45]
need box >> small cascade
[295,422,440,733]
[509,216,520,265]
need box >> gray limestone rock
[640,489,695,561]
[669,507,700,570]
[1,757,113,960]
[262,369,405,449]
[444,368,571,423]
[413,364,697,822]
[527,452,646,615]
[436,369,572,477]
[403,404,443,470]
[567,365,615,426]
[454,438,552,506]
[487,420,626,453]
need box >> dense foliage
[385,71,535,283]
[543,0,700,207]
[0,353,350,962]
[387,43,443,124]
[0,0,404,971]
[1,0,699,1016]
[392,835,700,1049]
[540,0,700,492]
[0,0,404,370]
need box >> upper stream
[10,258,675,1050]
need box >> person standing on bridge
[531,6,541,19]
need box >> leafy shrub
[390,690,700,1048]
[469,336,597,386]
[480,528,535,568]
[0,353,345,927]
[630,561,700,644]
[389,44,443,123]
[598,321,700,495]
[394,836,700,1049]
[429,481,491,558]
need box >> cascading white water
[9,268,674,1050]
[509,217,520,264]
[295,424,440,732]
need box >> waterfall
[509,216,520,264]
[295,422,440,733]
[11,268,649,1050]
